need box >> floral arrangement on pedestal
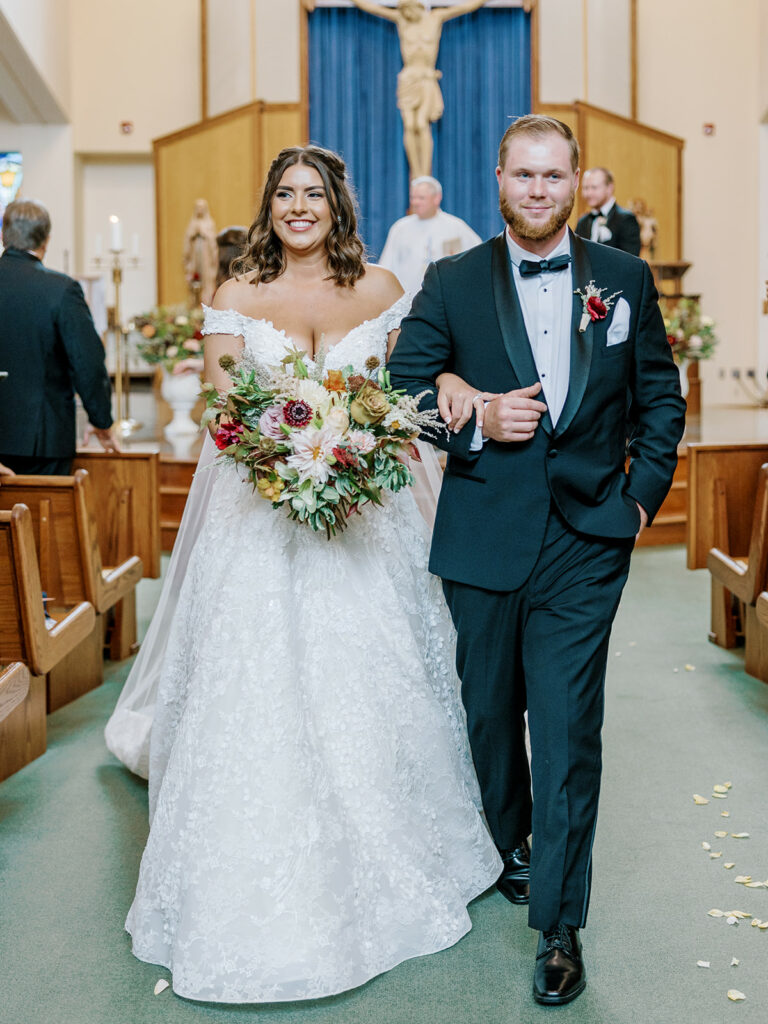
[133,306,205,371]
[202,348,444,537]
[663,298,718,363]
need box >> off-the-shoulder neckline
[201,293,410,354]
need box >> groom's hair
[498,115,580,173]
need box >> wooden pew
[753,591,768,683]
[0,471,144,707]
[0,662,30,722]
[0,505,96,780]
[706,465,768,679]
[688,444,768,680]
[0,661,32,781]
[687,443,768,569]
[73,448,161,658]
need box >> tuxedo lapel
[491,233,553,435]
[554,232,593,437]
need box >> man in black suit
[575,167,641,256]
[388,116,684,1006]
[0,199,116,474]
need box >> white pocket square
[606,297,630,346]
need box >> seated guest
[575,167,641,256]
[0,199,117,474]
[379,176,481,293]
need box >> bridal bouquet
[201,349,443,535]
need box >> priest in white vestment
[378,176,481,294]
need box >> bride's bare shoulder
[357,264,403,308]
[211,274,258,312]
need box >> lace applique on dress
[200,305,249,338]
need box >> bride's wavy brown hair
[231,146,366,288]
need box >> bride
[109,145,502,1003]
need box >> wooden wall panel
[580,105,681,261]
[261,106,304,184]
[537,103,580,137]
[154,102,303,305]
[536,101,683,259]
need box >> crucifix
[348,1,489,179]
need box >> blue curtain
[309,7,530,260]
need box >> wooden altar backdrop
[535,101,684,262]
[154,100,304,305]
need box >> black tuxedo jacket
[0,249,112,458]
[387,232,686,591]
[575,203,641,257]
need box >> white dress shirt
[469,230,572,450]
[505,230,572,427]
[590,198,616,243]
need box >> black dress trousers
[442,505,633,931]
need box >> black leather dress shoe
[496,838,530,905]
[533,924,586,1006]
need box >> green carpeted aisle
[1,546,767,1024]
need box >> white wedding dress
[123,296,502,1003]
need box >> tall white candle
[109,215,122,251]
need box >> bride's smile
[271,163,332,251]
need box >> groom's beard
[499,187,576,242]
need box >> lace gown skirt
[126,464,502,1003]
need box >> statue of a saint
[628,198,658,261]
[348,1,489,179]
[182,198,218,305]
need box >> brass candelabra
[93,247,142,439]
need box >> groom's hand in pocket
[635,502,648,541]
[482,383,548,443]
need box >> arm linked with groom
[387,114,685,1007]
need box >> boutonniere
[574,281,622,333]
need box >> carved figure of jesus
[349,0,489,179]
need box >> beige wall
[586,0,631,119]
[69,0,201,154]
[0,0,71,114]
[538,0,632,118]
[254,0,301,103]
[206,0,253,117]
[0,120,75,272]
[205,0,301,112]
[638,0,762,404]
[77,158,157,320]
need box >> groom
[388,114,685,1006]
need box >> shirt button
[547,449,558,458]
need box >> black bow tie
[518,253,572,277]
